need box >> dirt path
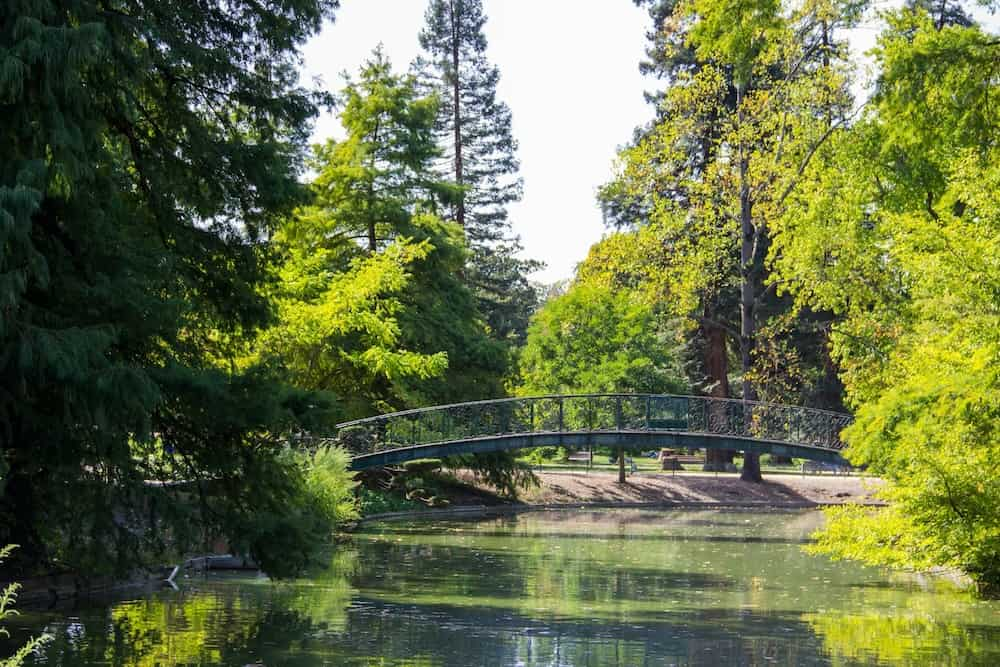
[524,471,881,505]
[455,470,882,506]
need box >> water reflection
[8,509,1000,666]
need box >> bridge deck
[325,394,853,470]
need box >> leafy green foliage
[394,218,508,406]
[0,0,345,575]
[518,282,686,395]
[226,445,359,579]
[266,50,504,416]
[278,51,520,491]
[601,0,862,476]
[772,6,1000,591]
[304,447,360,529]
[310,49,461,253]
[263,233,448,417]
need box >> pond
[8,509,1000,666]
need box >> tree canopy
[0,0,341,575]
[518,281,686,396]
[771,6,1000,593]
[415,0,542,345]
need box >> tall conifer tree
[277,51,505,414]
[414,0,540,345]
[0,0,338,574]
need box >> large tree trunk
[703,317,735,471]
[449,1,465,228]
[618,446,626,484]
[366,119,379,252]
[738,122,763,484]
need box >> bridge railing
[328,394,853,458]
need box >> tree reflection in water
[11,510,1000,666]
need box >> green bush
[356,488,420,516]
[230,446,359,578]
[523,446,566,464]
[304,446,360,527]
[402,459,443,474]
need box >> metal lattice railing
[323,394,853,459]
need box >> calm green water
[8,509,1000,666]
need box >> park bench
[659,448,704,470]
[801,460,851,476]
[566,450,592,464]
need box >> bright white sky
[300,0,651,284]
[300,1,996,285]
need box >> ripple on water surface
[7,509,1000,666]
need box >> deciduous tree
[518,280,687,482]
[774,6,1000,592]
[602,0,860,478]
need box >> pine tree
[310,49,460,254]
[279,51,506,413]
[414,0,541,345]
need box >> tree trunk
[736,81,763,484]
[618,446,626,484]
[366,118,379,253]
[738,120,763,484]
[449,1,465,228]
[703,317,735,471]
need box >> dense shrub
[230,446,359,578]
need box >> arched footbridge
[329,394,853,470]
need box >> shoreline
[458,467,879,504]
[355,497,883,524]
[13,472,884,605]
[360,469,884,522]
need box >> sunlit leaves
[780,8,1000,592]
[263,235,448,408]
[517,282,686,396]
